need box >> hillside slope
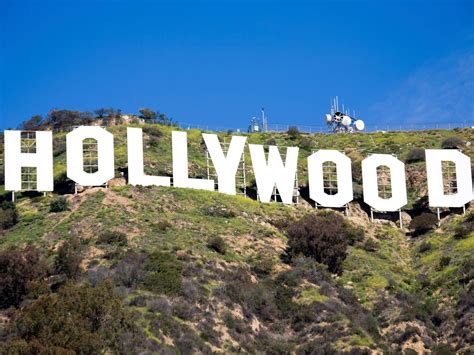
[0,125,472,353]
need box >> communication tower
[325,96,365,133]
[248,107,268,133]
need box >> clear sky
[1,0,473,130]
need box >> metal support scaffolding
[323,161,338,196]
[314,160,349,214]
[82,138,99,174]
[370,161,403,228]
[20,132,38,191]
[436,160,459,223]
[74,138,107,194]
[205,140,247,196]
[376,165,392,199]
[269,173,299,204]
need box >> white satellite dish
[354,120,365,131]
[325,114,332,123]
[342,115,351,126]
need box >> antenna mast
[261,107,267,132]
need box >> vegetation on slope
[0,122,472,353]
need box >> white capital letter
[127,128,170,186]
[4,130,53,191]
[249,144,298,204]
[362,154,407,211]
[66,126,114,186]
[308,150,353,207]
[202,133,247,195]
[172,131,214,190]
[426,149,473,207]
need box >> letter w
[249,144,298,204]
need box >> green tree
[138,108,158,123]
[19,115,43,130]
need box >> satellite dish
[354,120,365,131]
[325,114,332,123]
[334,112,343,122]
[342,115,351,126]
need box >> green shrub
[346,225,365,245]
[97,230,128,247]
[153,219,172,232]
[244,282,279,321]
[418,241,432,253]
[362,238,378,252]
[300,136,314,150]
[441,136,464,149]
[49,196,69,212]
[437,256,451,270]
[0,246,49,309]
[3,281,133,353]
[453,224,472,239]
[409,213,438,237]
[413,295,437,321]
[207,236,227,254]
[286,211,352,274]
[287,126,300,139]
[141,252,183,295]
[0,202,18,230]
[252,257,276,276]
[266,138,277,146]
[431,343,455,354]
[143,126,163,138]
[55,238,83,279]
[405,148,425,163]
[453,215,473,239]
[459,258,474,285]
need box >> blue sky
[1,0,473,130]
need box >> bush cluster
[287,126,300,139]
[143,126,163,138]
[266,138,277,146]
[405,148,425,163]
[49,196,69,212]
[286,211,357,274]
[55,238,83,279]
[454,212,473,239]
[299,136,314,151]
[0,201,18,231]
[409,213,438,237]
[437,256,451,270]
[207,236,227,254]
[441,136,464,149]
[1,281,133,354]
[418,241,432,253]
[0,246,49,309]
[97,230,128,247]
[141,252,183,295]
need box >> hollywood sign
[3,127,473,211]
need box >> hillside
[0,125,473,354]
